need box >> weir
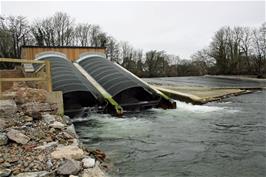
[36,54,106,117]
[29,48,176,117]
[76,54,176,111]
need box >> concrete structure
[18,46,176,117]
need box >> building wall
[21,46,106,61]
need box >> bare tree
[252,23,266,76]
[74,23,91,46]
[52,12,74,46]
[89,25,100,47]
[6,16,30,57]
[106,36,120,62]
[0,16,14,58]
[209,27,229,74]
[120,41,133,69]
[240,27,253,73]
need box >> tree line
[193,24,266,77]
[0,12,265,77]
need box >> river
[74,77,266,177]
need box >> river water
[74,77,266,177]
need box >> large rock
[82,165,106,177]
[0,168,11,177]
[42,113,55,124]
[14,171,53,177]
[0,132,8,146]
[0,119,8,129]
[51,145,84,160]
[15,87,48,104]
[57,159,81,175]
[7,129,30,144]
[82,157,96,168]
[62,115,72,125]
[49,121,65,129]
[65,124,78,138]
[35,141,58,150]
[21,102,57,115]
[0,99,17,115]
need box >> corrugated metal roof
[77,55,156,97]
[38,56,104,103]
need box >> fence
[0,58,52,94]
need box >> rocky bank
[0,85,108,177]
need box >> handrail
[0,58,52,94]
[0,58,45,64]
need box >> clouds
[1,1,265,59]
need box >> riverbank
[0,85,108,177]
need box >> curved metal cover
[38,56,104,102]
[77,55,155,97]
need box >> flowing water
[74,77,266,177]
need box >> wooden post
[0,80,2,97]
[45,60,52,92]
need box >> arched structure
[36,53,105,117]
[76,55,163,111]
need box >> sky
[0,0,265,59]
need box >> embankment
[0,85,109,177]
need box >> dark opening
[63,91,98,117]
[113,87,160,111]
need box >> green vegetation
[0,12,265,77]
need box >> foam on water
[175,100,225,113]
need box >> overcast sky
[1,1,265,59]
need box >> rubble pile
[0,86,108,177]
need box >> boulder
[7,129,30,144]
[82,166,106,177]
[51,145,84,160]
[15,87,48,104]
[61,132,73,139]
[35,141,58,150]
[14,171,52,177]
[23,115,33,122]
[71,139,79,146]
[0,119,8,129]
[49,121,65,129]
[0,168,11,177]
[42,113,55,124]
[65,124,78,138]
[0,99,17,116]
[57,159,81,175]
[82,157,96,168]
[0,132,8,146]
[21,102,56,115]
[62,115,72,125]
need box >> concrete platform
[150,85,253,104]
